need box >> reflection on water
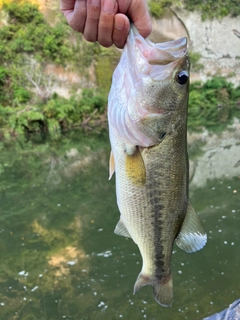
[189,129,240,187]
[0,129,239,320]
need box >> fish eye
[176,70,189,85]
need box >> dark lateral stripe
[146,163,166,279]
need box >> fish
[108,25,207,307]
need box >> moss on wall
[95,52,120,92]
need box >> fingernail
[92,0,100,7]
[115,18,124,31]
[103,0,115,14]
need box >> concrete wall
[151,8,240,85]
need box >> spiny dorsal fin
[114,219,131,238]
[175,202,207,253]
[108,151,115,180]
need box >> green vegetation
[0,83,108,137]
[188,77,240,132]
[183,0,240,20]
[189,52,204,72]
[148,0,240,19]
[0,1,240,138]
[148,0,172,18]
[95,53,120,91]
[0,2,71,64]
[0,1,113,137]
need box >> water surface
[0,129,239,320]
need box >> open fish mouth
[127,25,188,79]
[108,25,190,147]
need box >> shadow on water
[0,129,239,320]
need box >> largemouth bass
[108,26,207,307]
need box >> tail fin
[153,275,173,307]
[133,272,173,307]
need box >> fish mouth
[127,25,188,79]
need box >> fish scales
[108,26,207,307]
[145,134,188,279]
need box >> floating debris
[97,250,112,258]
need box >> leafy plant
[188,77,240,132]
[183,0,240,20]
[0,1,110,136]
[148,0,172,18]
[189,52,204,72]
[0,1,73,64]
[79,89,107,114]
[3,1,44,24]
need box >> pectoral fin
[125,147,146,186]
[114,219,132,238]
[109,151,115,180]
[176,202,207,253]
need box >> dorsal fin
[175,202,207,253]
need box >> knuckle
[65,11,86,33]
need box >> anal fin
[176,202,207,253]
[133,272,173,307]
[114,219,131,238]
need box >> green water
[0,130,239,320]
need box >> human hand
[60,0,152,48]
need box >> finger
[83,0,101,42]
[118,0,152,38]
[60,0,87,33]
[113,14,130,48]
[116,0,131,12]
[98,0,118,47]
